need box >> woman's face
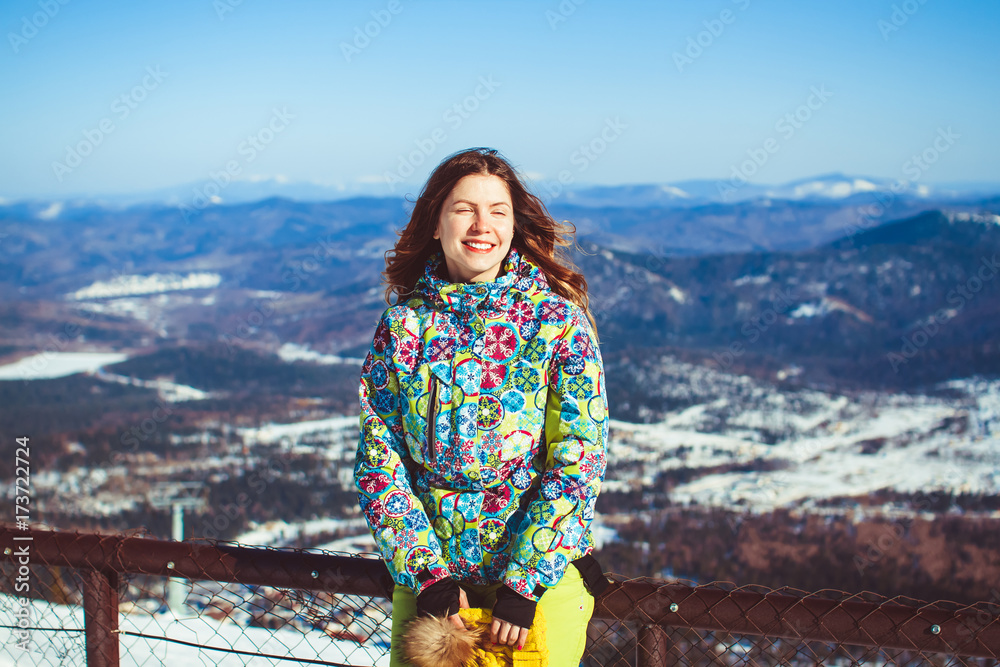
[434,173,515,283]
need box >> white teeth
[465,241,492,250]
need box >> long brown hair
[383,148,597,333]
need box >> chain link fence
[587,576,1000,666]
[2,525,998,666]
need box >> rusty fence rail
[2,525,999,666]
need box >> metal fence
[2,524,999,666]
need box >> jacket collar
[413,247,550,316]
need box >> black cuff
[492,585,537,628]
[415,577,460,618]
[572,554,610,598]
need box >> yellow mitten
[458,607,548,667]
[401,607,548,667]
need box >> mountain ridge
[2,196,999,394]
[4,173,999,210]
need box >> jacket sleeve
[502,306,609,600]
[355,309,452,594]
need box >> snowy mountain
[2,181,999,607]
[5,174,998,212]
[544,173,995,207]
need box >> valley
[1,183,998,604]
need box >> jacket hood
[413,248,551,318]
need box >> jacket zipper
[426,376,439,464]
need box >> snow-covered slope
[15,357,997,539]
[68,272,222,300]
[607,358,999,513]
[0,352,128,380]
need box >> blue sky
[1,0,998,199]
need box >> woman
[355,148,609,666]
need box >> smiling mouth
[463,241,495,253]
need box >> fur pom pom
[401,615,484,667]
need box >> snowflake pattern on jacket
[355,248,608,601]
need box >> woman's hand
[446,586,470,630]
[490,618,529,649]
[490,584,536,649]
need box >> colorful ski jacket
[355,248,608,601]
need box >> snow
[850,179,879,193]
[588,518,618,550]
[72,297,156,321]
[0,353,207,401]
[732,274,771,287]
[767,177,882,200]
[0,593,389,666]
[68,272,222,300]
[948,211,1000,226]
[787,297,871,322]
[788,301,826,318]
[645,376,1000,512]
[789,178,878,199]
[278,342,365,366]
[0,352,128,380]
[233,517,381,557]
[92,369,211,402]
[597,355,1000,515]
[237,416,359,447]
[18,465,145,515]
[37,201,63,220]
[235,517,371,549]
[659,185,691,199]
[317,532,378,553]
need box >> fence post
[638,624,670,667]
[83,569,120,667]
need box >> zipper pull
[427,376,439,464]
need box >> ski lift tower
[149,481,206,616]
